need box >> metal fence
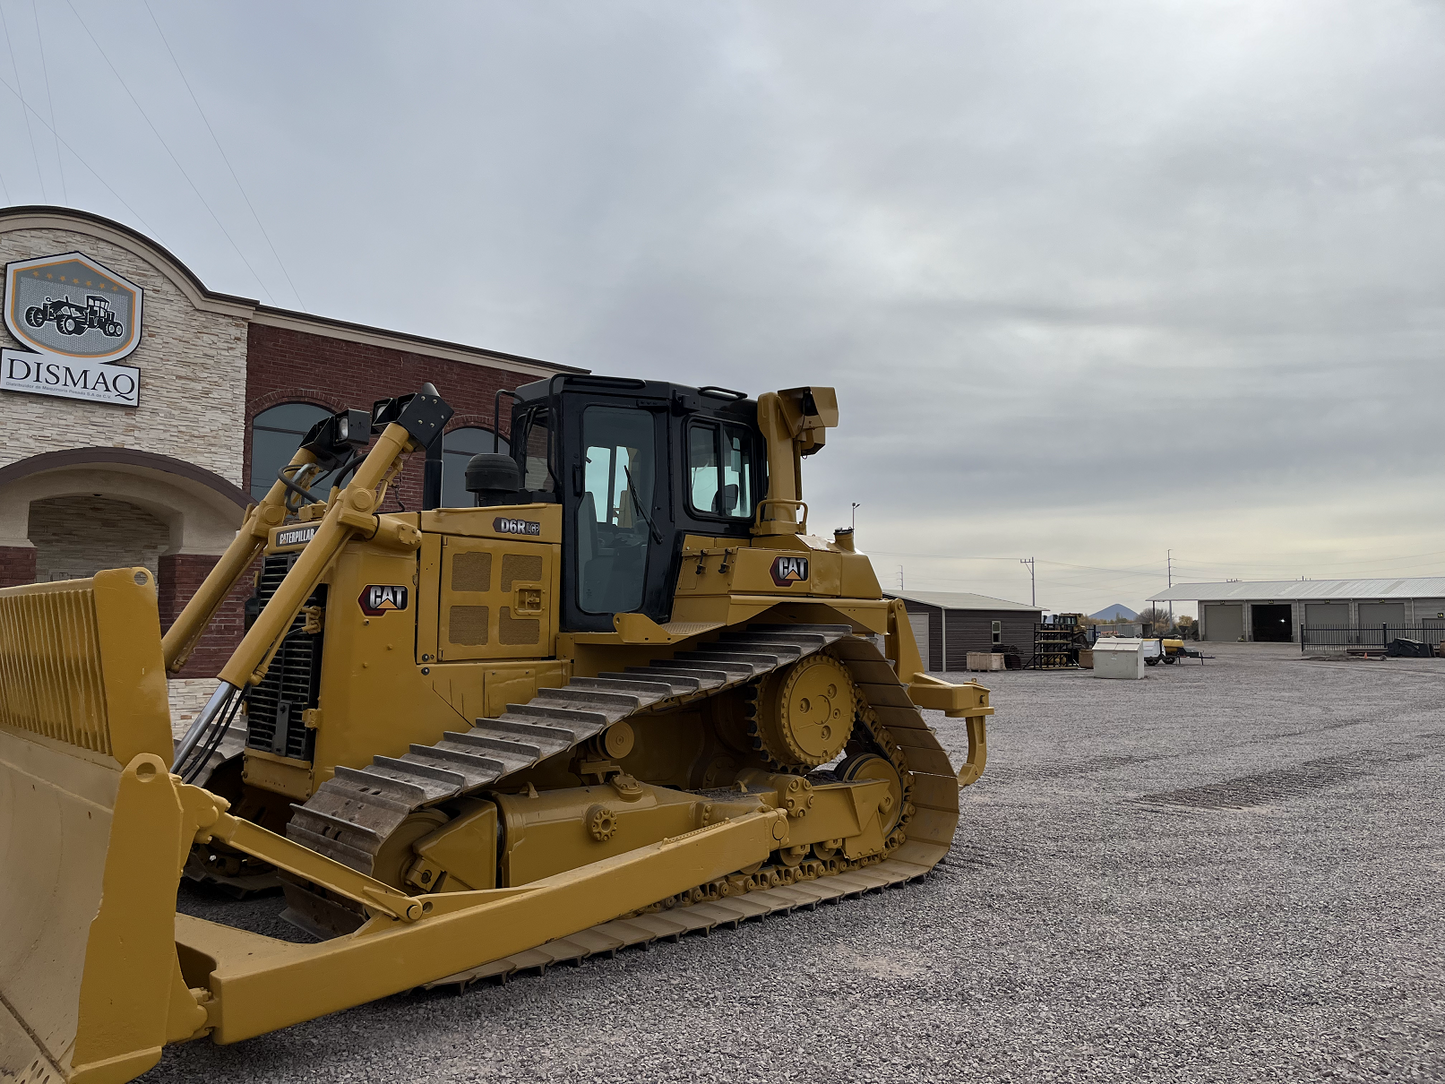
[1300,624,1445,654]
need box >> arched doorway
[0,449,249,676]
[28,495,171,581]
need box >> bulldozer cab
[508,376,761,633]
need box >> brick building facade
[0,206,577,676]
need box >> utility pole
[1020,556,1035,607]
[1167,549,1173,624]
[851,502,860,531]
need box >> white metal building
[1148,578,1445,643]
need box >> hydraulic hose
[173,681,240,782]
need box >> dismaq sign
[2,251,143,407]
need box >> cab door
[561,395,672,632]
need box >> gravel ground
[142,643,1444,1083]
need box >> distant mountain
[1091,603,1139,622]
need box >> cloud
[2,0,1441,610]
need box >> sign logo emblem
[358,584,410,616]
[5,251,143,362]
[2,251,143,407]
[770,555,809,587]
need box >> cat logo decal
[358,584,410,616]
[770,555,809,587]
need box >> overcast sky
[1,1,1441,613]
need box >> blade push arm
[161,447,318,675]
[218,389,450,689]
[173,389,450,779]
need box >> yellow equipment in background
[0,377,990,1083]
[1156,637,1204,664]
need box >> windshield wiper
[623,466,664,544]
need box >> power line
[0,80,9,200]
[1038,559,1163,578]
[142,0,307,310]
[874,545,1445,584]
[1172,547,1445,570]
[0,69,163,239]
[1164,556,1445,580]
[30,0,62,202]
[63,0,276,303]
[867,550,1026,562]
[869,541,1445,603]
[871,549,1167,579]
[0,0,45,198]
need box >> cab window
[520,408,555,493]
[577,406,656,614]
[687,420,753,519]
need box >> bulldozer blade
[0,570,791,1079]
[0,570,198,1084]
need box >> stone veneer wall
[0,225,248,482]
[27,495,170,580]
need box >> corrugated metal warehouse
[887,591,1042,671]
[1149,578,1445,642]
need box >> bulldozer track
[425,845,950,991]
[284,623,963,943]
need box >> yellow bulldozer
[0,376,991,1083]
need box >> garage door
[908,612,932,672]
[1251,603,1293,642]
[1304,603,1349,627]
[1203,603,1243,641]
[1303,602,1351,647]
[1358,602,1406,633]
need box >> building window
[992,619,1001,645]
[250,403,331,501]
[442,427,509,507]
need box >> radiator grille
[449,605,490,646]
[244,554,324,761]
[498,606,539,645]
[451,551,492,592]
[500,553,543,591]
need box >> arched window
[442,426,509,507]
[250,403,331,501]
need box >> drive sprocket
[748,652,857,769]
